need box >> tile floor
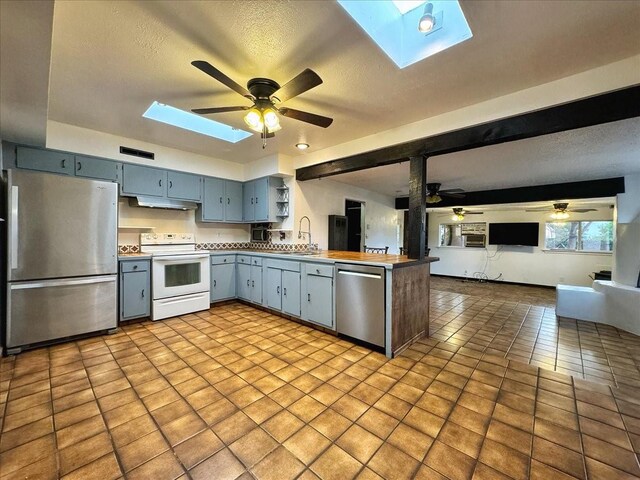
[0,283,639,479]
[430,277,640,388]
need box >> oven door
[152,254,210,299]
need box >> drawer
[267,259,300,272]
[251,257,262,266]
[120,261,149,273]
[306,263,333,277]
[211,255,235,265]
[237,255,251,264]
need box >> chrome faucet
[298,216,312,250]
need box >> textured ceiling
[330,118,640,197]
[45,0,640,163]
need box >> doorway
[345,199,364,252]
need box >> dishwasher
[335,263,385,347]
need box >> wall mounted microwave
[251,224,269,242]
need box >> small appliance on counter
[6,170,118,354]
[140,233,210,320]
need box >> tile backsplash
[118,242,319,254]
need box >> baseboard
[430,274,557,290]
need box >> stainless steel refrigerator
[6,169,118,354]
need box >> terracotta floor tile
[403,406,445,438]
[424,440,476,480]
[387,422,434,461]
[284,425,332,465]
[0,416,53,453]
[438,421,484,459]
[161,412,206,445]
[117,429,169,472]
[486,419,532,455]
[310,444,362,480]
[533,417,582,453]
[582,433,640,476]
[212,411,258,444]
[529,459,582,480]
[59,431,113,476]
[0,433,55,477]
[127,450,185,480]
[479,438,530,480]
[584,456,640,480]
[532,436,586,479]
[109,413,157,448]
[262,410,305,443]
[229,427,278,467]
[3,402,52,432]
[331,394,369,421]
[310,408,353,440]
[55,414,106,450]
[252,446,305,480]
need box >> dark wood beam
[394,177,625,210]
[407,156,426,260]
[296,85,640,181]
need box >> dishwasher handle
[337,271,382,280]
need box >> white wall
[46,120,245,180]
[292,178,400,252]
[614,174,640,286]
[117,199,249,246]
[428,207,614,287]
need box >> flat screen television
[489,222,539,246]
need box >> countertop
[117,250,439,268]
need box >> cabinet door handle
[283,287,287,296]
[159,179,162,187]
[141,289,145,298]
[308,293,311,302]
[255,197,258,204]
[213,280,216,287]
[219,196,223,204]
[133,265,138,270]
[223,259,227,263]
[61,159,66,168]
[227,198,230,205]
[77,161,82,171]
[169,180,173,189]
[277,286,280,294]
[247,279,250,286]
[251,198,254,205]
[316,269,320,274]
[252,280,255,287]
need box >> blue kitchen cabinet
[75,155,119,181]
[225,180,243,222]
[211,255,236,302]
[199,177,225,222]
[267,267,282,311]
[237,261,251,301]
[302,263,334,328]
[253,177,269,221]
[243,181,255,222]
[119,260,150,321]
[121,164,165,197]
[167,171,202,201]
[282,270,301,317]
[16,146,74,175]
[251,261,263,304]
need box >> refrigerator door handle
[11,275,117,290]
[10,185,18,270]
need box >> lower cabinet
[119,260,151,321]
[266,260,301,317]
[211,255,236,302]
[301,263,334,328]
[236,256,262,304]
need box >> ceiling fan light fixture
[418,3,436,33]
[551,211,570,220]
[263,108,280,132]
[426,194,441,204]
[244,108,263,132]
[452,213,464,221]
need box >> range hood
[128,196,198,211]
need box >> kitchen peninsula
[120,247,438,358]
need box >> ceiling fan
[190,61,333,147]
[451,208,483,221]
[525,202,597,219]
[427,183,466,204]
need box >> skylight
[142,101,252,143]
[338,0,472,69]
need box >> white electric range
[140,233,210,321]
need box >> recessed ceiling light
[296,143,310,150]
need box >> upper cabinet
[199,177,225,222]
[242,177,283,223]
[121,164,202,201]
[16,147,74,175]
[121,164,165,197]
[167,171,202,201]
[75,155,119,182]
[225,180,243,222]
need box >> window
[545,221,613,252]
[439,223,486,248]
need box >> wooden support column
[407,156,426,260]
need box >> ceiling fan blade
[439,188,465,194]
[273,69,322,103]
[191,106,249,114]
[465,212,484,215]
[440,192,465,199]
[569,208,598,213]
[191,61,252,99]
[525,207,551,212]
[279,107,333,128]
